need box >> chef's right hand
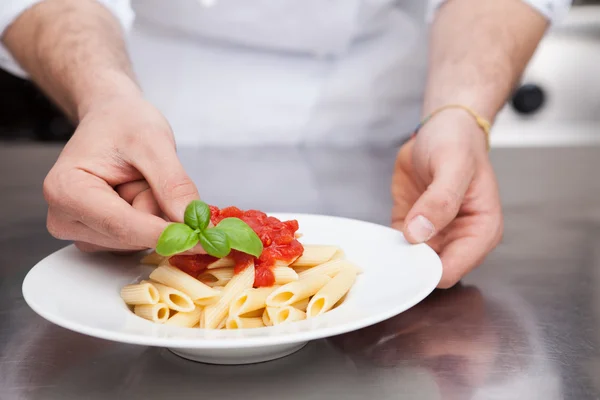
[43,92,200,252]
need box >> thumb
[403,158,473,244]
[134,146,200,222]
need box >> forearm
[1,0,139,121]
[424,0,549,121]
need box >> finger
[107,180,207,254]
[74,241,141,254]
[47,208,147,251]
[403,157,474,244]
[437,236,487,289]
[116,179,163,219]
[391,139,422,228]
[436,216,501,289]
[75,242,110,253]
[425,235,444,254]
[391,168,421,229]
[57,171,169,249]
[131,144,200,222]
[131,187,162,217]
[83,189,167,248]
[116,180,150,204]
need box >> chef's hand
[43,93,200,252]
[392,110,503,288]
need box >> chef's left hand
[392,110,503,288]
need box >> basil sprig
[156,200,263,258]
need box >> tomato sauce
[169,254,219,277]
[168,206,304,287]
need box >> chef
[0,0,571,288]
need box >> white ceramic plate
[23,214,442,364]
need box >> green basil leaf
[156,223,199,256]
[215,217,263,258]
[198,228,231,258]
[184,200,211,231]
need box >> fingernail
[407,215,435,243]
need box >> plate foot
[169,342,308,365]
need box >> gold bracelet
[412,104,492,151]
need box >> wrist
[422,88,502,123]
[416,107,490,156]
[76,70,143,120]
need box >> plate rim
[22,213,442,349]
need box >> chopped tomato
[168,254,219,277]
[171,206,304,287]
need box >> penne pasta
[267,306,306,325]
[290,245,341,268]
[297,259,361,280]
[193,296,220,306]
[272,266,298,285]
[193,286,222,306]
[140,251,165,266]
[120,282,159,305]
[262,308,272,326]
[229,286,280,318]
[158,257,173,267]
[198,267,234,287]
[307,268,357,318]
[202,262,255,329]
[165,306,203,328]
[331,248,345,260]
[291,297,310,312]
[134,303,169,323]
[226,316,265,329]
[266,274,331,308]
[290,266,310,274]
[149,265,219,302]
[123,206,363,331]
[239,308,264,318]
[333,293,347,309]
[206,257,235,269]
[273,258,299,268]
[143,280,195,312]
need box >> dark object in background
[0,68,74,142]
[511,83,546,115]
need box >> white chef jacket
[0,0,572,146]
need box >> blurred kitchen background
[0,1,598,145]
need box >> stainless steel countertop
[2,143,600,400]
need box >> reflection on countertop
[331,284,559,399]
[0,282,564,399]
